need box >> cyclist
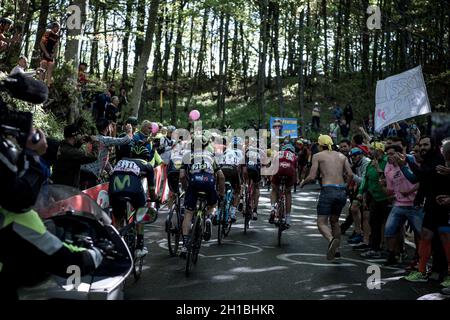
[243,136,266,220]
[179,132,225,256]
[295,139,310,182]
[108,144,157,257]
[216,136,245,223]
[269,143,298,227]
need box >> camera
[0,101,34,147]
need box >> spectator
[80,119,133,189]
[108,83,116,97]
[105,96,121,136]
[383,144,422,265]
[405,121,421,152]
[133,120,164,167]
[52,124,98,188]
[0,17,19,52]
[119,87,128,110]
[93,88,111,120]
[344,104,354,127]
[403,136,450,283]
[329,120,340,144]
[357,142,390,259]
[39,22,60,86]
[311,102,321,131]
[339,119,351,140]
[347,147,371,248]
[78,62,89,86]
[9,56,35,77]
[332,102,343,121]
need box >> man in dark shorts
[301,135,353,260]
[217,136,245,223]
[39,22,60,86]
[243,137,266,221]
[109,144,156,257]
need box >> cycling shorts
[272,166,295,188]
[184,173,218,211]
[247,166,261,184]
[221,165,241,191]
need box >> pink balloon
[189,109,200,121]
[151,122,159,134]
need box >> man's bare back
[316,150,349,185]
[301,150,353,187]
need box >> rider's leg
[270,180,278,223]
[182,209,194,244]
[284,186,292,225]
[252,183,260,219]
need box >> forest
[0,0,449,136]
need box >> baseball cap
[350,147,363,156]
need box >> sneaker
[136,246,148,258]
[360,250,382,259]
[440,276,450,288]
[353,243,370,251]
[268,210,275,224]
[404,271,428,282]
[252,210,258,221]
[179,246,188,259]
[203,219,212,241]
[327,238,340,260]
[348,234,363,244]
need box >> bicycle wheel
[167,204,181,256]
[217,202,223,245]
[185,214,202,276]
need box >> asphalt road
[124,184,448,300]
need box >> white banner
[375,65,431,131]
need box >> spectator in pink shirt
[383,144,423,265]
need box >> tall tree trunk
[322,0,329,78]
[6,0,29,68]
[152,3,164,97]
[187,11,194,78]
[102,6,111,81]
[287,2,296,77]
[221,14,230,126]
[90,4,100,77]
[271,1,284,116]
[298,9,305,129]
[361,0,370,86]
[134,0,147,69]
[217,12,224,118]
[257,0,269,128]
[65,0,88,68]
[333,0,343,79]
[343,0,351,73]
[31,0,49,67]
[162,0,175,81]
[122,0,134,83]
[240,22,249,99]
[170,0,186,124]
[130,0,160,117]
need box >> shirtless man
[300,134,353,260]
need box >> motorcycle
[18,184,156,300]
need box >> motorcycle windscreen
[34,184,111,225]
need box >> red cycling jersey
[273,150,297,187]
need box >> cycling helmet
[193,133,209,147]
[131,144,151,161]
[231,136,243,146]
[281,144,295,153]
[167,125,176,132]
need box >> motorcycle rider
[0,108,103,299]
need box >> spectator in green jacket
[357,141,391,259]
